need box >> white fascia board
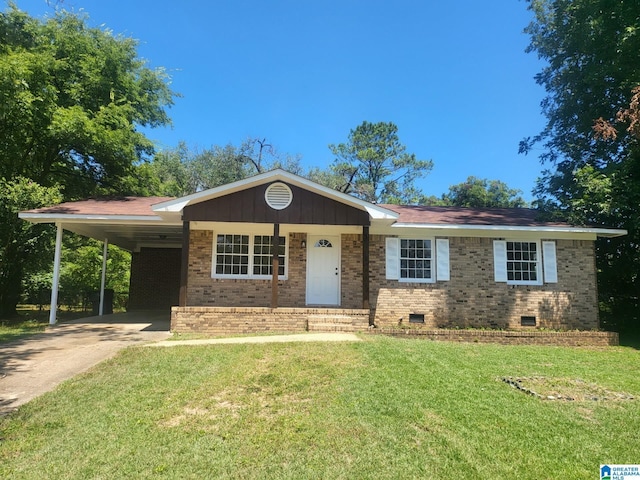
[19,212,180,226]
[362,205,398,220]
[387,222,627,238]
[151,168,399,220]
[19,213,170,223]
[152,199,191,213]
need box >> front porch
[171,306,370,335]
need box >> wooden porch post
[179,221,190,307]
[363,225,370,312]
[271,223,280,308]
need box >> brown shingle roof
[379,205,572,227]
[22,196,175,216]
[23,197,571,228]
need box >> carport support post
[98,238,108,316]
[49,223,63,325]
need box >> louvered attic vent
[265,182,293,210]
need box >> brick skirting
[370,328,619,346]
[171,307,370,335]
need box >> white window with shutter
[493,239,558,285]
[385,237,449,283]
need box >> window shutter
[493,240,507,282]
[436,239,450,281]
[385,237,400,280]
[542,241,558,283]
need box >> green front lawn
[0,307,100,344]
[1,336,638,479]
[0,319,47,343]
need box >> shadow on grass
[619,332,640,350]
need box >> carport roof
[21,196,175,217]
[19,196,182,251]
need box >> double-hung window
[493,240,557,285]
[213,234,287,279]
[506,241,538,282]
[400,239,433,280]
[386,237,450,282]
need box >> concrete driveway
[0,311,170,415]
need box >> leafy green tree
[145,142,194,197]
[0,177,62,318]
[0,5,174,317]
[58,236,131,310]
[442,176,528,208]
[188,143,257,192]
[0,5,174,195]
[523,0,640,332]
[328,121,433,204]
[147,138,304,196]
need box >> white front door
[306,235,340,305]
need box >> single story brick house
[20,169,626,334]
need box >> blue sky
[14,0,548,200]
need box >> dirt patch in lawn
[501,376,636,402]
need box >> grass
[0,319,48,343]
[0,307,87,344]
[1,336,639,479]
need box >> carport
[19,197,181,324]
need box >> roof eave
[18,212,177,225]
[390,222,628,237]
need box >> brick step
[308,315,365,325]
[307,323,358,332]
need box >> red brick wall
[369,328,618,346]
[187,230,307,307]
[171,307,369,335]
[128,247,181,310]
[183,229,600,331]
[369,236,599,330]
[341,234,364,309]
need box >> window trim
[495,239,543,286]
[398,237,436,284]
[386,236,450,283]
[211,233,288,280]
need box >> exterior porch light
[301,240,306,248]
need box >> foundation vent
[521,316,536,327]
